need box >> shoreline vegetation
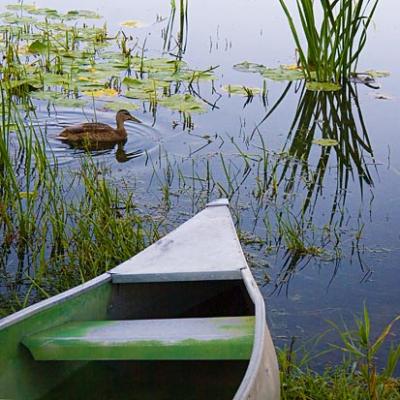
[279,306,400,399]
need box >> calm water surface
[1,0,399,364]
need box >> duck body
[57,109,141,143]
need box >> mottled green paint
[23,317,255,361]
[0,281,112,400]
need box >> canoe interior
[0,278,255,400]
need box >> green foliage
[278,0,379,85]
[280,307,400,400]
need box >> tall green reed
[278,0,379,84]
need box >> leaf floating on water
[364,70,390,78]
[262,67,304,81]
[306,81,341,92]
[120,20,146,28]
[160,94,206,113]
[63,10,102,20]
[6,3,37,12]
[53,98,87,108]
[32,91,62,101]
[132,57,187,73]
[233,61,266,74]
[28,40,48,55]
[222,84,261,96]
[312,139,339,147]
[100,101,139,112]
[28,7,60,19]
[82,88,118,97]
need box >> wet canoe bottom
[38,360,249,400]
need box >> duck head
[116,109,142,124]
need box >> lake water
[0,0,399,366]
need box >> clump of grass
[279,306,400,400]
[278,0,379,85]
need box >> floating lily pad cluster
[234,61,343,91]
[0,3,213,115]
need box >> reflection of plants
[278,0,379,85]
[264,81,374,224]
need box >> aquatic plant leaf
[120,20,146,28]
[262,67,304,81]
[123,77,169,100]
[100,101,139,112]
[306,82,341,91]
[159,94,205,113]
[131,56,186,73]
[28,40,48,55]
[82,88,118,97]
[31,91,62,101]
[3,14,36,24]
[312,139,339,147]
[222,84,261,96]
[233,61,266,74]
[61,10,102,20]
[68,10,102,19]
[364,70,390,78]
[53,98,87,108]
[28,8,60,19]
[43,73,70,86]
[6,3,36,12]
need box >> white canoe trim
[110,199,247,283]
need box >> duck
[57,109,141,143]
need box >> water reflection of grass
[143,80,376,290]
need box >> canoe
[0,199,280,400]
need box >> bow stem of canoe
[0,199,279,400]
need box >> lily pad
[120,20,146,28]
[6,4,37,12]
[222,84,261,96]
[312,139,339,147]
[123,77,169,100]
[306,81,341,92]
[131,57,186,73]
[62,10,102,20]
[82,88,119,97]
[262,67,304,81]
[53,98,87,108]
[364,70,390,78]
[28,8,60,19]
[233,61,266,74]
[159,94,205,113]
[99,101,139,112]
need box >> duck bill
[129,116,142,124]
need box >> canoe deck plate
[109,203,247,283]
[22,316,255,361]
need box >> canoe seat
[22,316,255,361]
